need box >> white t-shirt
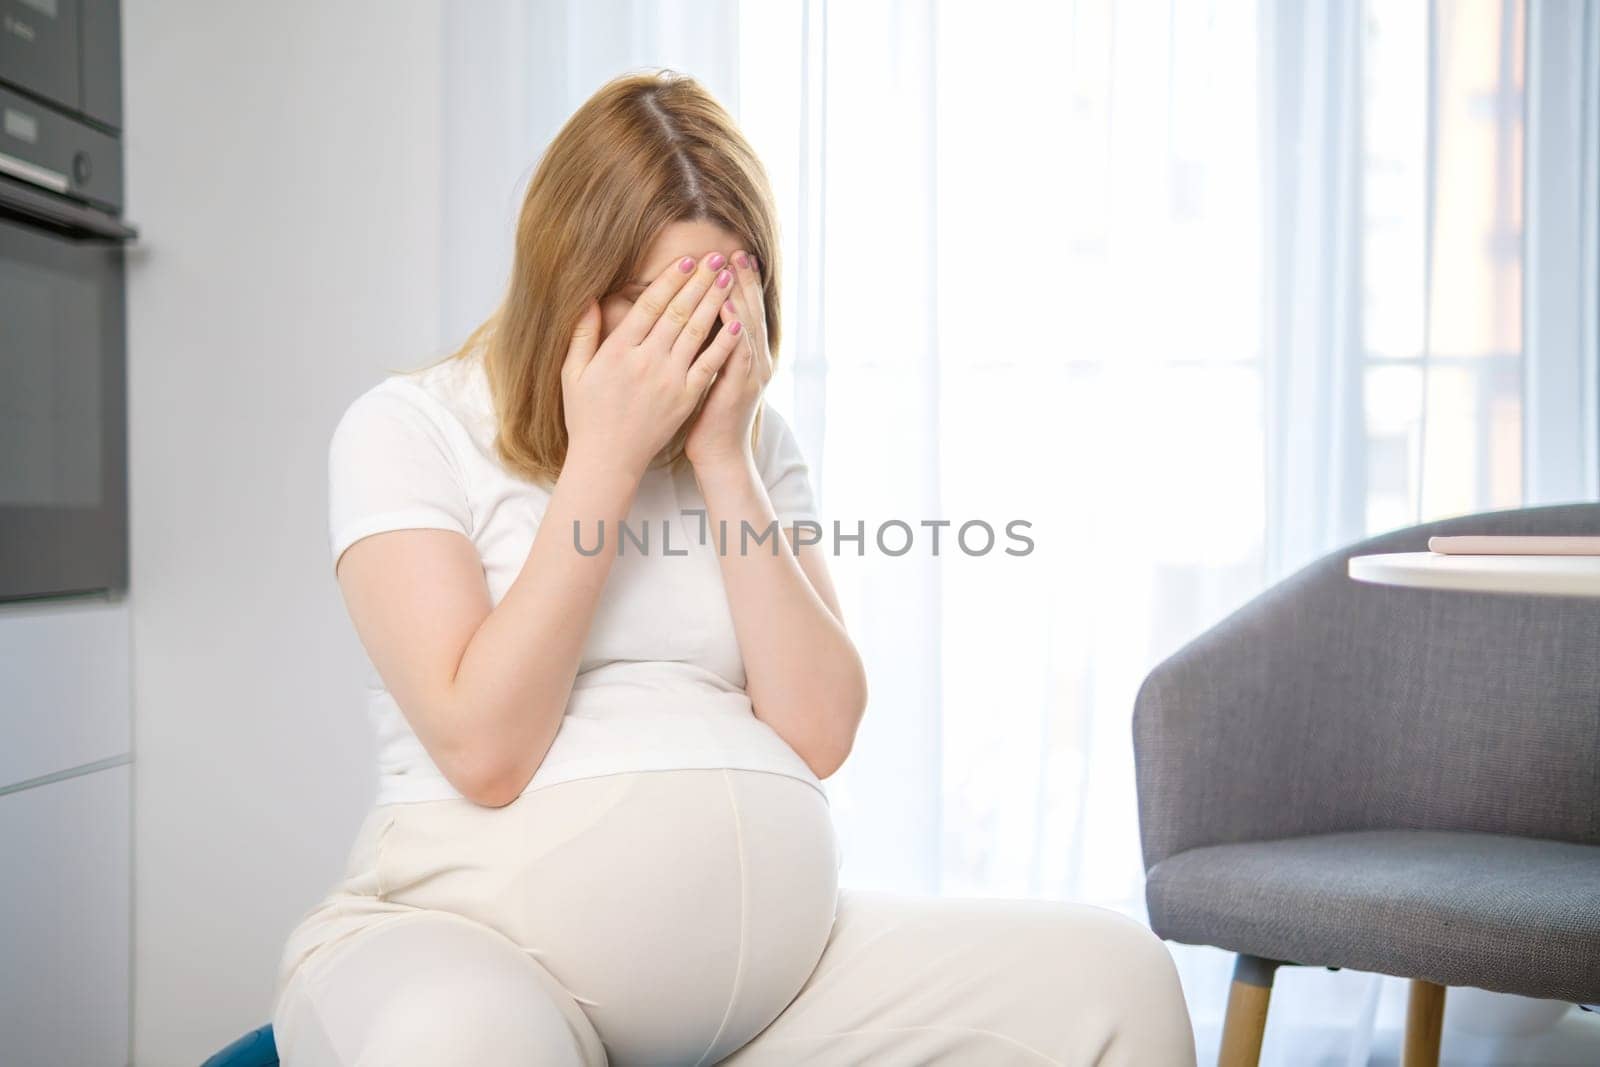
[328,345,828,807]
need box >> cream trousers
[272,767,1195,1066]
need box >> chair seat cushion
[1145,830,1600,1003]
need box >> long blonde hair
[422,68,782,486]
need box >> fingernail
[678,257,695,273]
[733,251,749,268]
[724,300,735,312]
[750,254,759,272]
[707,253,726,270]
[716,269,733,288]
[730,320,743,335]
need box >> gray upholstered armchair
[1133,503,1600,1067]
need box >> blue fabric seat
[201,1023,277,1067]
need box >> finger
[718,298,757,380]
[562,299,602,381]
[643,252,726,353]
[732,252,768,348]
[721,289,764,373]
[732,250,766,340]
[686,309,744,395]
[669,262,737,373]
[610,254,698,349]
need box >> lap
[718,888,1197,1067]
[272,772,1193,1065]
[274,769,838,1066]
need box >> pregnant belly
[373,767,841,1065]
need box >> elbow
[426,696,563,809]
[460,773,526,809]
[808,732,855,780]
[812,668,867,780]
[444,747,532,809]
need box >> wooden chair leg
[1402,980,1446,1067]
[1218,955,1280,1067]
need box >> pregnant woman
[271,70,1195,1066]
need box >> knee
[1058,907,1195,1063]
[355,967,585,1066]
[1094,908,1184,989]
[274,918,597,1067]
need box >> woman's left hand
[684,249,770,473]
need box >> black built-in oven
[0,0,135,603]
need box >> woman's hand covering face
[684,249,767,471]
[561,251,747,479]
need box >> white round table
[1348,552,1600,598]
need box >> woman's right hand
[561,252,745,480]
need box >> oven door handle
[0,177,139,242]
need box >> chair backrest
[1134,503,1600,866]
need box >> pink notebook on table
[1427,536,1600,556]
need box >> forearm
[695,455,867,776]
[445,447,639,801]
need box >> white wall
[123,2,444,1062]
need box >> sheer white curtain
[440,0,1599,1059]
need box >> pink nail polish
[724,300,735,312]
[678,257,695,273]
[707,253,726,270]
[734,252,749,268]
[730,321,743,335]
[716,269,733,288]
[750,254,759,272]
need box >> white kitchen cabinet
[0,763,131,1065]
[0,600,131,791]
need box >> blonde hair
[417,69,782,486]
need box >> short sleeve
[327,382,474,573]
[754,404,819,526]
